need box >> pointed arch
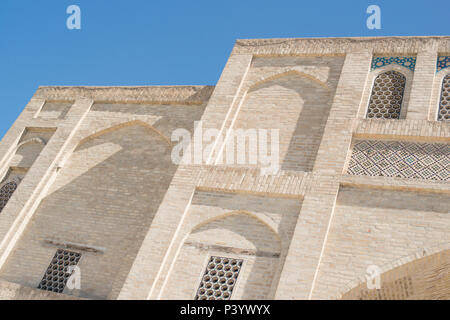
[191,210,281,244]
[367,69,407,119]
[248,69,329,92]
[47,119,175,196]
[77,120,173,148]
[159,210,284,300]
[9,118,179,299]
[16,137,46,151]
[188,210,282,300]
[12,137,48,169]
[336,242,450,300]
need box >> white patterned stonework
[348,140,450,181]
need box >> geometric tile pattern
[0,181,18,213]
[367,71,406,119]
[195,256,243,300]
[347,140,450,181]
[437,56,450,72]
[438,74,450,121]
[371,56,416,71]
[37,249,81,294]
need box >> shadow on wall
[247,74,332,172]
[0,120,178,300]
[183,191,301,300]
[14,141,47,168]
[338,186,450,214]
[238,56,345,172]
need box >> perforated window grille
[38,249,81,293]
[347,140,450,181]
[367,71,406,119]
[0,181,18,213]
[195,256,243,300]
[438,74,450,121]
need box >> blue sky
[0,0,449,139]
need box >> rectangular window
[38,249,81,293]
[195,256,243,300]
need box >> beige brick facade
[0,36,448,300]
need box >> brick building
[0,36,448,300]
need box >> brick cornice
[33,85,215,105]
[233,36,450,56]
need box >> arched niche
[161,211,282,300]
[12,137,47,168]
[226,71,333,172]
[0,122,176,300]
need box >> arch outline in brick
[246,68,330,93]
[77,119,173,148]
[334,242,450,300]
[191,210,282,245]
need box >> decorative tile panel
[371,56,416,71]
[437,56,450,72]
[348,140,450,181]
[195,256,243,300]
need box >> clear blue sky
[0,0,449,139]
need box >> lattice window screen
[367,71,406,119]
[38,249,81,293]
[438,74,450,121]
[195,256,243,300]
[0,181,18,213]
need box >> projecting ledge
[339,174,450,195]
